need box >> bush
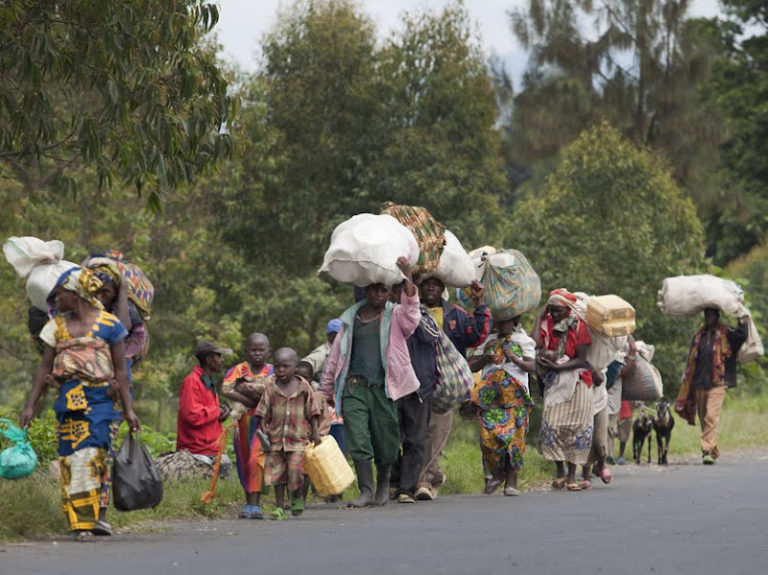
[514,122,706,397]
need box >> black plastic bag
[112,433,164,512]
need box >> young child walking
[255,348,322,518]
[296,361,332,504]
[222,333,273,519]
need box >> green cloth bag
[0,418,38,479]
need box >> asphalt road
[3,450,768,575]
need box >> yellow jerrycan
[303,435,355,498]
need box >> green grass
[1,390,766,540]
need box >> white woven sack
[3,236,77,310]
[26,261,79,310]
[431,230,475,288]
[319,214,420,287]
[3,236,65,278]
[657,274,744,317]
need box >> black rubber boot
[348,460,375,508]
[374,464,392,507]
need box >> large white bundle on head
[3,236,78,311]
[319,214,420,288]
[657,274,745,317]
[423,230,475,288]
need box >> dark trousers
[391,393,432,496]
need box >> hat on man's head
[194,340,233,358]
[326,318,343,335]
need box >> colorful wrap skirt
[233,412,266,494]
[55,380,118,531]
[470,368,534,475]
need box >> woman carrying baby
[468,315,536,496]
[532,289,594,491]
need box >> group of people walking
[18,256,749,540]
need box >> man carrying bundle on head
[320,258,421,508]
[676,308,747,464]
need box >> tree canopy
[0,1,235,202]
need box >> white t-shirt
[472,328,536,391]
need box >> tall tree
[251,0,382,272]
[225,0,509,275]
[507,0,725,210]
[0,1,235,201]
[699,0,768,263]
[372,2,509,246]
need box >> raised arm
[393,257,421,338]
[319,334,342,403]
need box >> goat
[632,413,653,464]
[652,398,675,465]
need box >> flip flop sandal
[74,530,95,542]
[92,520,113,536]
[271,507,287,520]
[600,468,613,484]
[503,486,520,496]
[249,505,264,520]
[484,477,503,494]
[239,504,254,519]
[290,499,305,517]
[552,477,567,490]
[566,483,583,492]
[579,479,592,490]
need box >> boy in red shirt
[255,348,322,518]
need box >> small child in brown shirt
[255,348,322,518]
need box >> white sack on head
[431,230,475,288]
[3,236,77,311]
[319,214,419,288]
[4,237,65,278]
[657,274,745,317]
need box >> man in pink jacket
[320,257,421,508]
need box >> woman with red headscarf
[532,289,594,491]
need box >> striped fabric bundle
[87,251,154,319]
[381,202,446,275]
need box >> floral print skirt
[470,369,534,475]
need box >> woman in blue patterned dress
[20,266,140,541]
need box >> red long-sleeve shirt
[176,366,222,455]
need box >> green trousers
[342,383,399,465]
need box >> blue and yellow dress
[39,310,127,531]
